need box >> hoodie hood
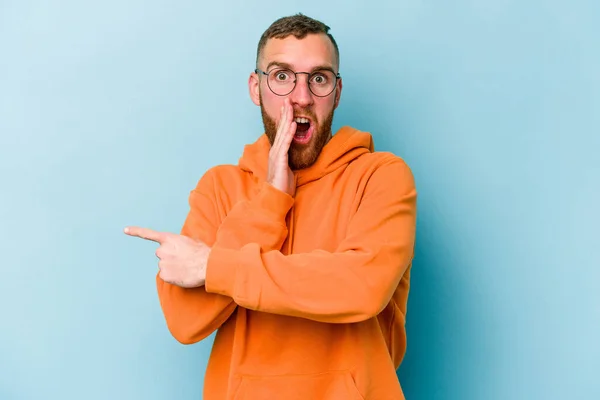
[238,126,374,187]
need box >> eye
[274,70,291,82]
[310,73,328,85]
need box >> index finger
[124,226,165,243]
[272,100,288,149]
[274,99,295,150]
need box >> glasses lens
[309,70,336,96]
[268,68,296,96]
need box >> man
[125,14,417,400]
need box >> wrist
[195,244,211,287]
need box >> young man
[126,14,417,400]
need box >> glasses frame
[255,68,341,97]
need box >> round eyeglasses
[255,68,341,97]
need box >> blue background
[1,1,598,399]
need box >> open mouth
[293,117,313,144]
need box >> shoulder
[189,164,254,212]
[351,151,415,189]
[192,164,245,193]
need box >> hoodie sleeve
[156,170,294,344]
[204,159,417,324]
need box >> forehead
[260,33,337,71]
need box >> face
[249,33,342,170]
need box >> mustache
[291,108,317,120]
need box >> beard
[260,94,335,170]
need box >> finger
[272,102,288,150]
[124,226,165,243]
[275,99,293,145]
[279,100,296,150]
[274,99,294,154]
[282,120,297,150]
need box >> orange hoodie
[156,126,417,399]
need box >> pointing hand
[124,226,210,288]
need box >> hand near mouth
[267,98,297,197]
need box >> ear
[249,72,261,106]
[333,77,343,109]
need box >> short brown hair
[256,13,340,69]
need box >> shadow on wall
[396,216,455,399]
[395,192,493,400]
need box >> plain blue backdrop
[1,1,598,399]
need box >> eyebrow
[265,61,337,74]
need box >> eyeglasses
[255,67,341,97]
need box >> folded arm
[205,159,417,324]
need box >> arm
[157,100,298,343]
[156,170,293,344]
[205,159,417,324]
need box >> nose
[288,73,314,108]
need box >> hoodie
[156,126,417,400]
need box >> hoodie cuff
[205,246,243,299]
[251,181,294,221]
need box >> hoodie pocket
[233,370,365,400]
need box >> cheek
[314,98,335,121]
[261,92,284,116]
